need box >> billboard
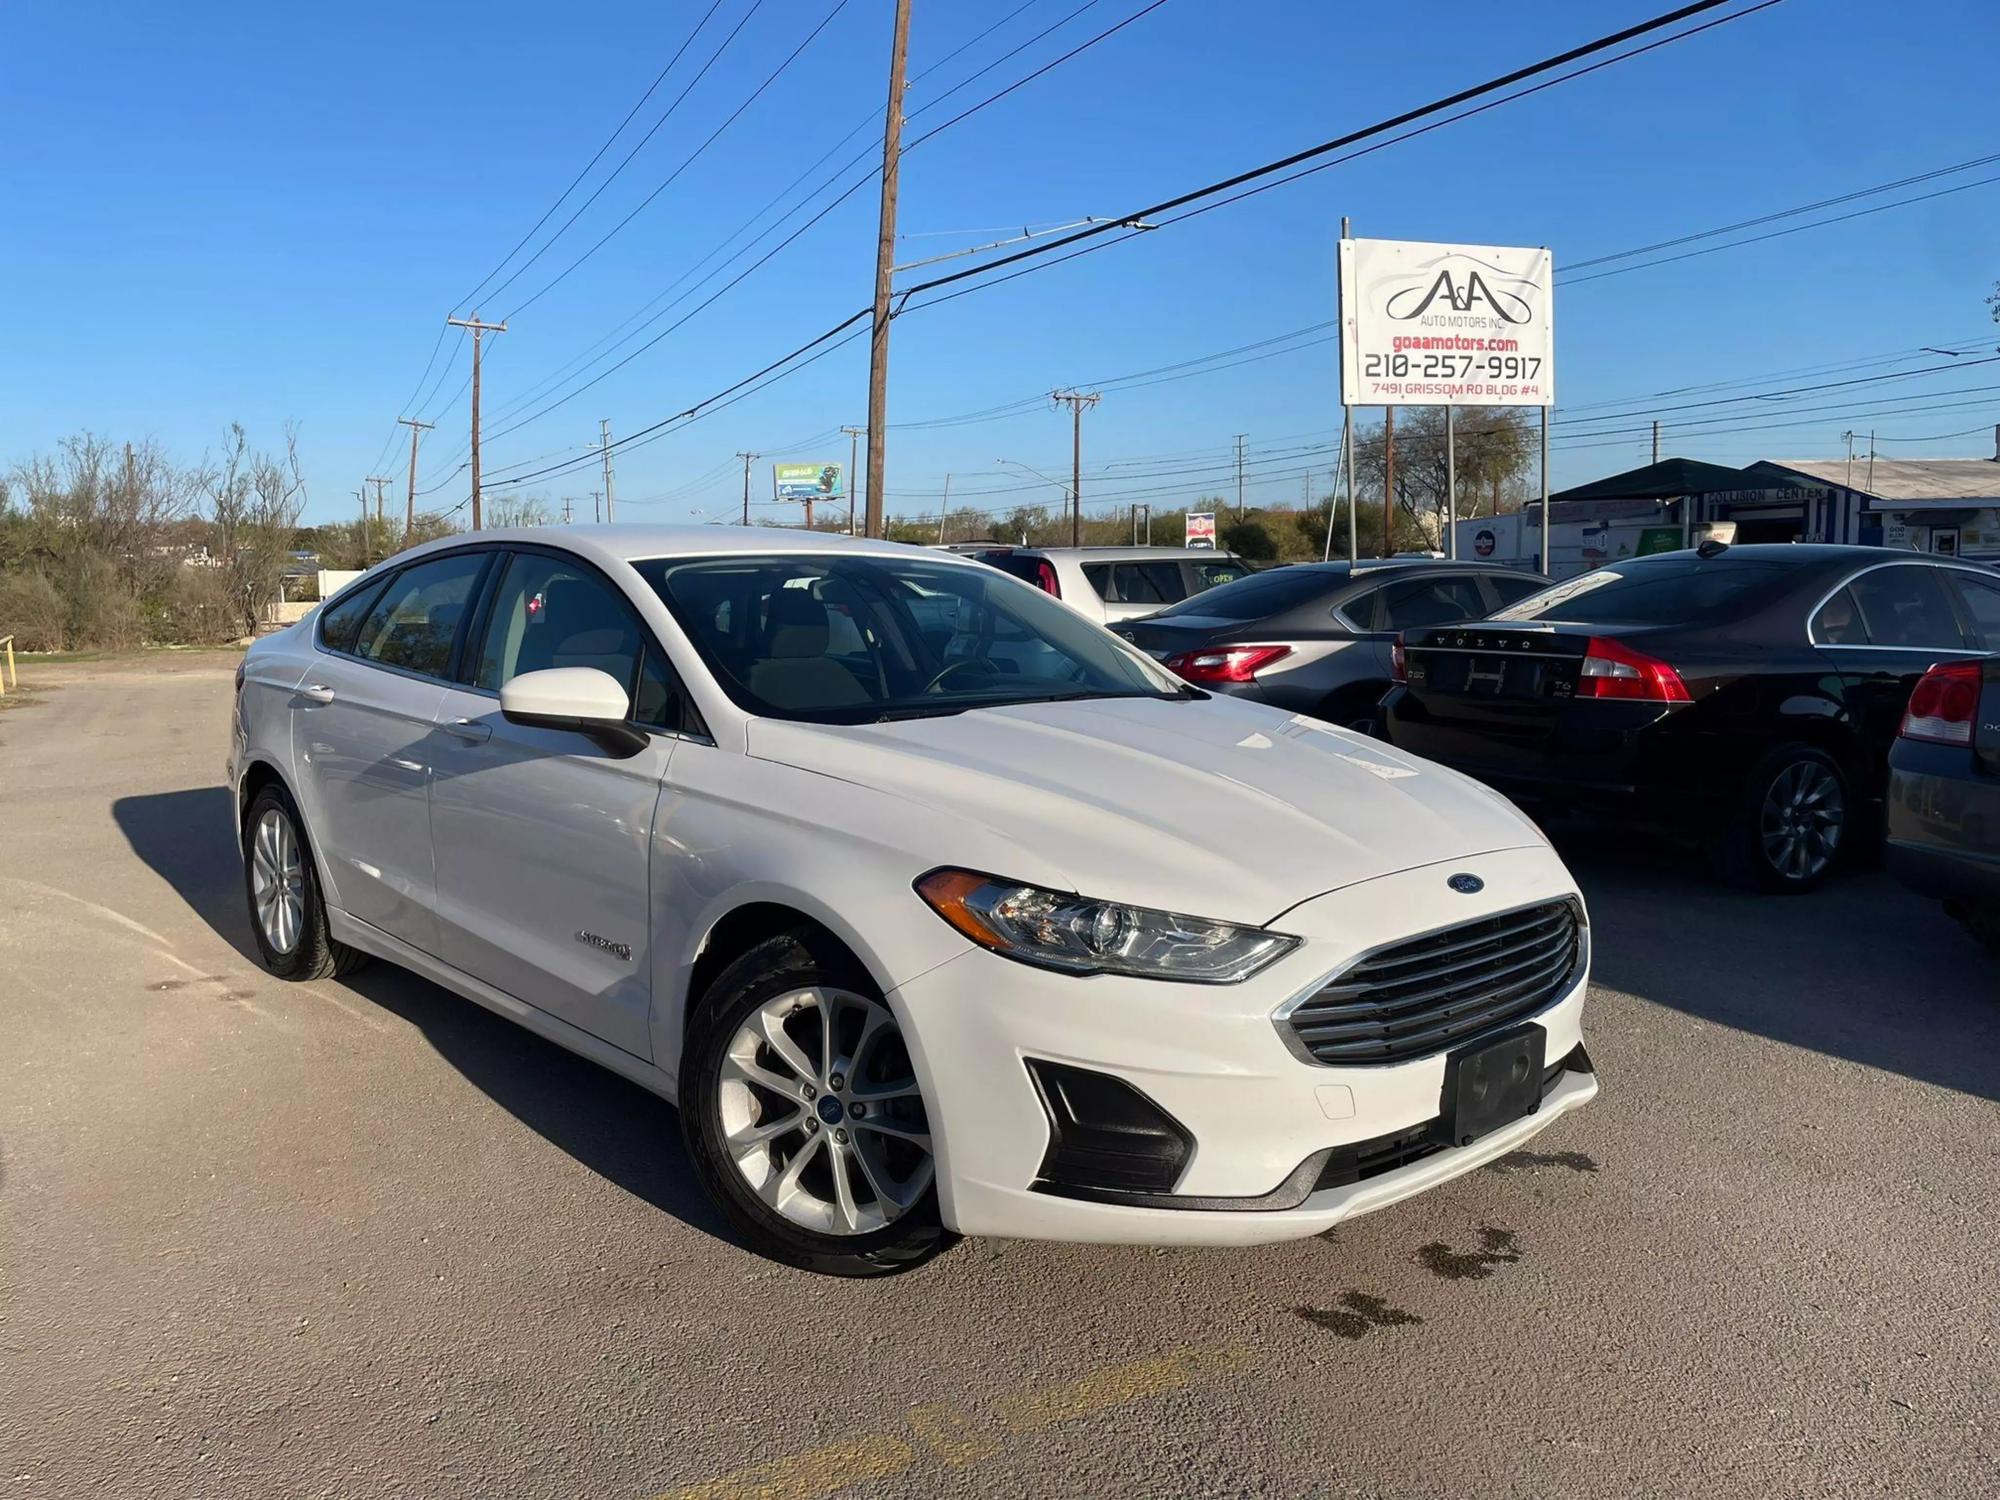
[1339,238,1553,408]
[774,462,843,500]
[1185,511,1217,549]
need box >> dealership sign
[774,462,843,500]
[1185,511,1217,549]
[1339,238,1553,408]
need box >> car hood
[744,694,1546,925]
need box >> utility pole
[864,0,914,539]
[396,417,434,540]
[1233,434,1247,521]
[445,312,507,529]
[366,479,393,553]
[1444,410,1457,560]
[1052,390,1100,547]
[1651,419,1661,466]
[936,473,952,544]
[841,425,865,536]
[562,497,574,524]
[737,452,759,526]
[357,487,371,565]
[591,491,603,524]
[1866,431,1876,493]
[598,420,616,521]
[1382,407,1397,558]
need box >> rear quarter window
[316,577,388,654]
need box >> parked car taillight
[1576,637,1691,703]
[1901,660,1980,745]
[1163,644,1292,684]
[1035,560,1061,597]
[1390,634,1407,683]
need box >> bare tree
[199,423,309,639]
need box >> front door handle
[297,683,336,705]
[443,717,491,744]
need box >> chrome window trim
[1805,557,1993,649]
[1270,896,1589,1069]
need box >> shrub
[0,567,67,651]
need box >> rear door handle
[297,683,336,705]
[443,717,491,744]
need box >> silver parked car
[1112,559,1546,734]
[961,546,1250,624]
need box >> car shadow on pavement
[1554,825,2000,1104]
[112,785,736,1247]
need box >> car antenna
[1696,537,1730,560]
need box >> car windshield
[1491,558,1794,625]
[1152,566,1340,622]
[635,553,1188,724]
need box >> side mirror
[499,667,648,757]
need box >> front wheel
[1711,744,1848,893]
[681,930,949,1276]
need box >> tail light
[1390,634,1407,683]
[1163,644,1292,684]
[1034,559,1061,597]
[1901,660,1979,745]
[1577,636,1691,703]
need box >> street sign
[1186,512,1217,549]
[1339,238,1554,408]
[774,462,843,500]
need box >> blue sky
[4,0,1998,528]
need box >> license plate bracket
[1434,1025,1546,1148]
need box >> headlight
[915,869,1297,984]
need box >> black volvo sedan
[1381,544,2000,891]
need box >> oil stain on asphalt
[1484,1149,1599,1175]
[1417,1225,1521,1280]
[1293,1292,1425,1339]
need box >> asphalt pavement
[3,655,1997,1499]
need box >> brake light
[1901,660,1979,745]
[1163,644,1292,684]
[1576,636,1691,703]
[1035,559,1061,597]
[1390,634,1407,683]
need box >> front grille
[1283,900,1583,1066]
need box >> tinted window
[636,554,1181,723]
[1372,574,1491,631]
[1487,575,1546,606]
[971,551,1045,586]
[351,553,487,678]
[1812,586,1866,645]
[1947,572,2000,650]
[317,577,387,654]
[1192,559,1251,590]
[1845,565,1966,649]
[1081,563,1112,597]
[1494,559,1791,625]
[1110,561,1186,605]
[1156,566,1339,622]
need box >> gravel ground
[3,656,1996,1499]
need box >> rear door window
[1946,571,2000,650]
[1843,565,1966,649]
[1110,561,1186,605]
[1372,574,1491,631]
[351,552,489,678]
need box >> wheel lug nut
[805,1116,819,1133]
[833,1127,849,1144]
[801,1083,816,1100]
[829,1073,845,1090]
[849,1102,867,1118]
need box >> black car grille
[1283,901,1584,1066]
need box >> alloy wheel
[1759,759,1843,882]
[717,987,933,1236]
[250,807,306,954]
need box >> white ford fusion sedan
[229,526,1597,1275]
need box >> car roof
[383,523,985,570]
[984,545,1242,562]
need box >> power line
[454,0,731,313]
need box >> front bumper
[889,843,1596,1245]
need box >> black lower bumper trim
[1029,1044,1593,1213]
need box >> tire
[1319,682,1392,738]
[681,929,950,1277]
[1710,743,1849,894]
[242,783,369,980]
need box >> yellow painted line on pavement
[651,1342,1252,1500]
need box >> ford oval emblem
[1447,873,1484,895]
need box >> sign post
[1185,512,1217,550]
[773,462,845,531]
[1338,237,1555,560]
